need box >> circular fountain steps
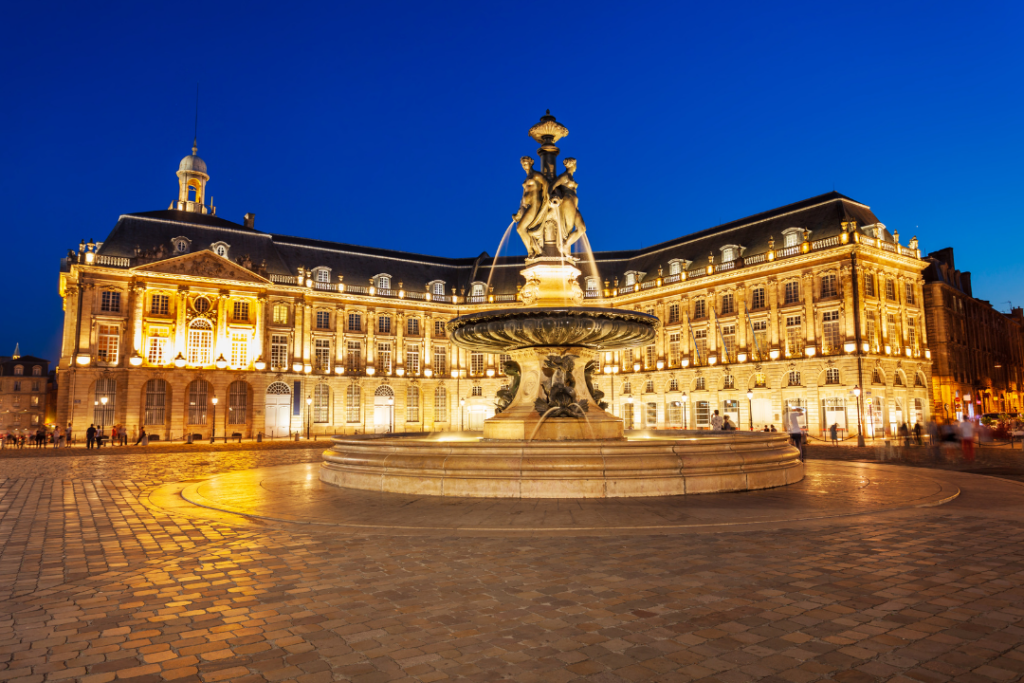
[321,431,803,498]
[162,460,960,536]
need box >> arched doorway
[265,382,291,437]
[374,385,395,434]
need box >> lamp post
[854,385,864,447]
[210,396,218,443]
[306,395,312,440]
[460,398,466,431]
[681,392,688,429]
[746,389,754,431]
[98,396,108,443]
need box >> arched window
[754,373,767,388]
[316,269,330,283]
[144,379,166,425]
[215,245,227,257]
[471,283,485,296]
[669,261,681,275]
[188,185,197,202]
[187,319,213,365]
[228,381,248,424]
[13,365,23,376]
[916,373,926,388]
[345,385,361,423]
[407,386,420,422]
[894,371,905,386]
[176,239,189,253]
[873,368,884,384]
[377,275,390,290]
[94,377,115,427]
[431,282,445,297]
[434,386,448,422]
[31,366,41,376]
[313,384,330,423]
[187,379,209,425]
[825,368,840,385]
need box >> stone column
[802,273,815,349]
[61,282,79,364]
[131,281,146,355]
[174,286,189,357]
[767,277,779,348]
[302,299,312,363]
[708,290,718,355]
[366,310,376,370]
[917,277,929,349]
[841,263,855,342]
[78,282,95,354]
[336,305,346,366]
[254,294,265,365]
[292,298,303,366]
[216,291,230,362]
[396,312,405,373]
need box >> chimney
[961,272,972,297]
[243,213,255,228]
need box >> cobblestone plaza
[2,447,1024,682]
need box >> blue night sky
[2,1,1022,362]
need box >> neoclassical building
[56,144,933,440]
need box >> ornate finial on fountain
[528,110,569,145]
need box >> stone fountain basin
[321,430,803,499]
[448,307,659,354]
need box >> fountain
[321,112,802,498]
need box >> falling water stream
[486,220,517,294]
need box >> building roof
[94,191,885,295]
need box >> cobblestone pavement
[2,449,1024,682]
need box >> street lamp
[633,361,641,373]
[306,395,312,439]
[853,384,865,447]
[460,398,466,431]
[681,392,688,429]
[210,396,218,443]
[98,396,108,442]
[746,389,754,431]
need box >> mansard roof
[94,191,884,295]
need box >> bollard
[257,432,263,443]
[187,433,193,445]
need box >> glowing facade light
[769,349,780,360]
[76,355,91,366]
[804,347,816,358]
[334,366,345,374]
[737,353,747,363]
[174,353,186,367]
[844,342,857,353]
[304,364,312,373]
[129,354,143,366]
[396,367,406,376]
[254,357,266,370]
[366,366,376,376]
[633,362,641,372]
[486,368,495,377]
[293,362,304,372]
[424,367,433,377]
[656,360,664,370]
[215,354,228,369]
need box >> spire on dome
[12,343,20,359]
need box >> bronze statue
[494,360,521,414]
[534,354,589,418]
[583,359,608,410]
[551,157,586,251]
[512,157,550,258]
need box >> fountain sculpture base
[320,431,803,499]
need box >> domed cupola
[172,138,212,214]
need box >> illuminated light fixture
[706,265,714,275]
[452,296,459,304]
[254,357,266,370]
[656,360,664,370]
[633,362,641,372]
[212,396,218,406]
[681,358,690,368]
[840,231,849,244]
[884,345,892,355]
[304,364,312,373]
[804,347,816,358]
[338,283,345,293]
[369,286,376,296]
[657,278,663,287]
[708,355,717,366]
[334,366,345,374]
[853,385,861,398]
[129,354,143,366]
[769,349,780,360]
[366,366,376,376]
[76,354,91,366]
[488,295,494,303]
[396,367,405,376]
[174,352,186,368]
[925,350,931,359]
[626,396,634,404]
[486,368,495,377]
[425,292,432,302]
[767,250,775,262]
[451,369,460,378]
[634,284,640,292]
[398,290,405,299]
[305,278,313,288]
[215,354,228,369]
[905,348,913,358]
[292,362,303,372]
[460,398,466,407]
[85,251,95,263]
[844,342,857,353]
[862,342,870,353]
[737,352,747,363]
[801,242,810,254]
[746,389,754,401]
[424,367,433,378]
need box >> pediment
[134,250,270,284]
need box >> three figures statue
[512,114,587,259]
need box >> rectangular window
[693,299,706,319]
[865,274,875,298]
[147,329,168,364]
[434,387,448,422]
[406,387,420,422]
[721,325,735,362]
[271,334,288,370]
[31,395,40,407]
[229,382,248,425]
[751,287,765,310]
[315,338,331,371]
[232,300,249,322]
[668,333,681,367]
[312,384,329,423]
[273,304,288,325]
[316,310,330,330]
[433,346,447,374]
[98,325,119,364]
[887,313,900,350]
[472,386,483,397]
[378,315,391,334]
[347,340,363,371]
[668,303,680,324]
[151,294,169,315]
[786,316,802,357]
[434,320,446,336]
[667,402,681,426]
[908,318,917,349]
[499,354,511,373]
[646,402,658,427]
[693,329,707,363]
[751,320,768,360]
[865,312,877,351]
[822,310,840,353]
[377,342,392,374]
[348,313,361,332]
[144,380,166,426]
[645,345,656,369]
[407,317,420,335]
[886,279,896,301]
[820,273,837,298]
[784,281,799,305]
[905,282,916,306]
[406,345,420,374]
[100,291,121,313]
[346,387,361,423]
[471,352,484,376]
[695,400,710,428]
[230,332,248,368]
[31,381,39,392]
[720,293,734,315]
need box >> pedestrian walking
[899,422,910,448]
[710,410,723,431]
[65,424,72,447]
[86,424,96,449]
[788,409,804,461]
[913,421,922,446]
[120,425,128,446]
[829,422,839,446]
[959,418,975,462]
[135,427,147,446]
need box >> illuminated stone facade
[56,146,933,440]
[0,351,51,435]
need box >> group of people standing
[84,424,139,449]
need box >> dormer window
[13,365,23,376]
[782,228,803,248]
[669,261,680,275]
[624,272,636,286]
[585,277,598,292]
[312,267,331,284]
[719,245,743,262]
[210,241,230,258]
[430,281,446,296]
[376,275,391,290]
[172,236,192,254]
[471,282,485,296]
